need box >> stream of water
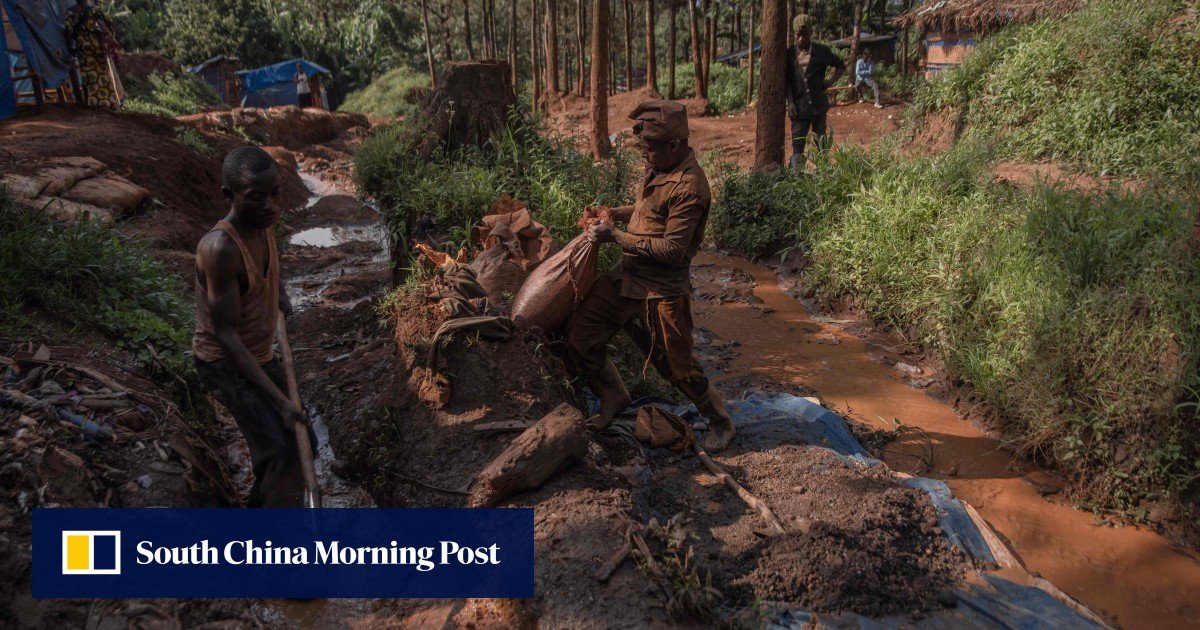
[692,252,1200,629]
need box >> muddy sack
[469,243,526,310]
[510,233,599,331]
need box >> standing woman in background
[66,0,124,110]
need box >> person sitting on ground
[786,14,845,168]
[193,147,308,508]
[855,49,883,109]
[568,99,737,452]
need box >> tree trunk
[509,0,519,86]
[848,0,865,88]
[746,0,755,104]
[755,0,786,170]
[482,0,492,58]
[546,0,560,93]
[644,0,658,95]
[901,0,911,74]
[590,0,611,157]
[577,0,587,96]
[668,1,677,99]
[700,0,711,92]
[732,3,741,57]
[565,3,574,94]
[623,0,634,91]
[463,0,476,60]
[421,0,437,88]
[532,0,542,107]
[705,0,716,80]
[687,0,707,100]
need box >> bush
[712,139,1200,519]
[914,0,1200,183]
[125,72,224,117]
[657,62,758,113]
[0,188,193,371]
[340,66,430,119]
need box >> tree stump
[467,403,588,507]
[420,60,517,158]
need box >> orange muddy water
[692,252,1200,630]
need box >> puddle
[299,172,339,208]
[289,223,386,248]
[692,252,1200,630]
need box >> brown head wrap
[628,99,689,143]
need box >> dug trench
[283,162,1200,627]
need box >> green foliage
[174,127,216,157]
[339,65,430,119]
[658,62,758,113]
[915,0,1200,183]
[106,0,164,51]
[355,112,637,254]
[161,0,283,68]
[713,140,1200,517]
[0,188,193,372]
[125,72,224,118]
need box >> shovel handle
[277,311,322,508]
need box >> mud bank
[692,252,1200,629]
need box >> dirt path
[691,252,1200,629]
[549,88,901,168]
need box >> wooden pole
[277,312,321,509]
[746,0,755,104]
[694,445,787,535]
[510,0,519,87]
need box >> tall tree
[509,0,518,85]
[746,0,755,104]
[668,0,677,99]
[576,0,587,96]
[755,0,786,170]
[623,0,634,91]
[590,0,611,157]
[546,0,560,92]
[421,0,437,88]
[732,2,741,57]
[848,0,866,87]
[644,0,658,95]
[687,0,707,100]
[463,0,476,59]
[532,0,542,107]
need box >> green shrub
[340,65,431,119]
[657,62,758,113]
[125,71,224,117]
[0,187,193,371]
[915,0,1200,183]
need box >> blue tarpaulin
[236,58,329,108]
[1,0,74,119]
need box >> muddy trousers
[195,357,306,508]
[790,113,829,168]
[567,275,709,404]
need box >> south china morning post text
[33,508,534,598]
[135,538,501,571]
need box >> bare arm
[199,234,305,429]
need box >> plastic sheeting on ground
[599,391,1110,628]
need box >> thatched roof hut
[893,0,1088,33]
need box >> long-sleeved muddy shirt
[613,149,711,299]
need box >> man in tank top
[193,147,307,507]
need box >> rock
[895,362,922,375]
[467,403,588,507]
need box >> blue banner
[33,508,534,599]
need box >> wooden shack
[188,55,242,107]
[894,0,1087,77]
[830,33,898,65]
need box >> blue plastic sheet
[2,0,74,88]
[608,391,1107,627]
[237,58,329,92]
[0,52,13,120]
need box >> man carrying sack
[568,100,737,452]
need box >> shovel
[277,311,322,508]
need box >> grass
[712,138,1200,521]
[125,71,225,118]
[339,65,431,120]
[0,187,193,373]
[914,0,1200,184]
[658,62,758,113]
